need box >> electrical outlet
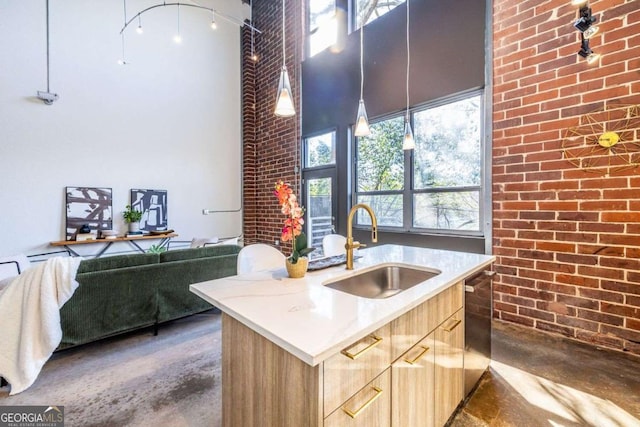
[202,209,210,215]
[274,239,280,246]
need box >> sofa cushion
[160,245,241,263]
[77,253,159,274]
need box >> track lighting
[578,36,600,64]
[573,1,601,62]
[574,6,597,34]
[211,10,217,30]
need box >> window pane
[355,0,404,28]
[413,96,482,189]
[356,116,404,192]
[309,0,336,56]
[306,177,333,257]
[356,194,403,227]
[413,192,480,231]
[305,132,335,167]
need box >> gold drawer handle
[342,386,383,418]
[443,318,462,332]
[404,345,430,365]
[342,335,382,360]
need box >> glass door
[303,131,337,258]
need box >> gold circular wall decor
[562,104,640,176]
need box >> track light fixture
[573,1,601,62]
[119,1,261,63]
[578,36,600,64]
[574,5,598,37]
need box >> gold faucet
[345,203,378,270]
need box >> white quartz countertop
[190,244,495,366]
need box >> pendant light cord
[405,0,410,118]
[281,0,286,66]
[360,23,364,100]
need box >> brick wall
[493,0,640,355]
[242,0,303,250]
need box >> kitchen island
[190,244,495,427]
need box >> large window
[308,0,337,57]
[354,93,483,234]
[354,0,404,29]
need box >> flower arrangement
[274,181,315,264]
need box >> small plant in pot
[123,205,143,232]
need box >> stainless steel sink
[324,264,441,299]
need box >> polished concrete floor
[453,321,640,427]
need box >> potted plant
[274,181,315,278]
[123,205,143,233]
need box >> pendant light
[403,0,415,150]
[274,0,295,117]
[354,23,370,137]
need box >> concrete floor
[453,321,640,427]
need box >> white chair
[237,244,286,274]
[322,234,347,257]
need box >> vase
[286,257,308,278]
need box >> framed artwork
[130,189,168,231]
[65,187,113,240]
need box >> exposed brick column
[241,0,303,251]
[493,0,640,355]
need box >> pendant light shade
[275,65,295,117]
[354,23,370,137]
[274,0,295,117]
[355,99,371,137]
[403,116,415,150]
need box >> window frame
[352,90,485,237]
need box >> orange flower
[274,181,305,243]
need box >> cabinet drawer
[324,368,391,427]
[323,323,392,416]
[390,281,463,360]
[432,281,463,328]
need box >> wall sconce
[573,1,601,63]
[578,37,600,64]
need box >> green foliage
[357,117,405,192]
[123,205,142,223]
[147,244,167,254]
[289,232,315,264]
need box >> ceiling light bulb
[251,53,258,62]
[173,34,182,44]
[211,10,217,29]
[117,59,127,65]
[136,24,143,34]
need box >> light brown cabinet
[434,309,464,426]
[221,281,467,427]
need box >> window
[354,0,404,29]
[354,93,483,234]
[305,131,336,167]
[308,0,337,57]
[303,131,337,256]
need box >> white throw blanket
[0,256,82,395]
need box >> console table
[50,233,178,258]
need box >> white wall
[0,0,244,257]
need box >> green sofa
[58,244,241,349]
